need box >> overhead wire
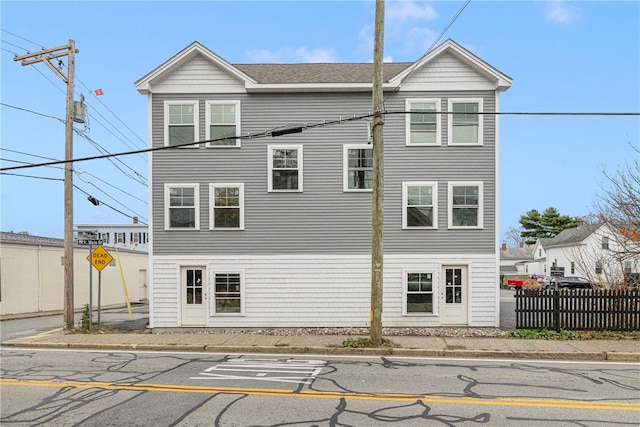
[1,147,147,204]
[1,109,638,172]
[2,29,148,184]
[0,169,147,223]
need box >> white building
[76,217,149,252]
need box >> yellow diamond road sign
[87,245,114,272]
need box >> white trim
[390,39,513,91]
[405,98,441,146]
[402,269,437,316]
[343,144,373,192]
[209,183,245,230]
[402,182,438,229]
[210,270,245,316]
[268,144,303,192]
[448,181,483,229]
[205,100,241,148]
[494,91,501,326]
[135,41,257,94]
[447,98,483,146]
[147,94,155,327]
[164,100,200,148]
[164,183,200,230]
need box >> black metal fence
[515,289,640,332]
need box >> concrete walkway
[2,327,638,361]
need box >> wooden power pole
[370,0,385,346]
[14,40,78,330]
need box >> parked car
[545,276,593,290]
[540,277,557,290]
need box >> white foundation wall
[150,254,498,328]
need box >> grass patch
[342,337,393,348]
[507,329,640,340]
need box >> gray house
[135,39,512,329]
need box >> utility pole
[370,0,385,346]
[14,40,78,330]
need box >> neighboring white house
[539,223,639,287]
[76,218,149,252]
[0,231,148,317]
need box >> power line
[0,102,65,123]
[74,129,147,185]
[73,185,147,224]
[0,147,146,203]
[0,28,44,49]
[0,170,147,223]
[1,109,638,172]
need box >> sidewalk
[3,325,639,361]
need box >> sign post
[78,233,102,329]
[85,245,114,330]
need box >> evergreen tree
[519,207,579,245]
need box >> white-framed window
[209,183,244,230]
[98,232,109,244]
[406,98,441,145]
[404,272,435,314]
[213,272,244,315]
[624,260,632,274]
[164,100,199,147]
[116,232,125,244]
[601,236,610,250]
[447,98,483,145]
[448,182,483,229]
[164,183,199,230]
[595,260,603,274]
[343,144,373,191]
[268,145,303,192]
[402,182,438,229]
[205,101,240,147]
[131,233,140,244]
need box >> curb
[2,341,637,361]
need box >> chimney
[519,241,524,248]
[501,242,507,251]
[133,216,138,224]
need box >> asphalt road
[0,304,150,342]
[1,348,638,426]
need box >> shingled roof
[546,223,602,248]
[234,63,412,84]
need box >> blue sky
[1,1,639,242]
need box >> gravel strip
[163,327,508,338]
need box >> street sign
[77,239,104,246]
[87,245,114,272]
[550,266,565,277]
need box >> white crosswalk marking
[190,358,326,384]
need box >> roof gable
[389,39,512,91]
[135,41,256,94]
[136,39,511,94]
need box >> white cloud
[359,1,440,60]
[245,47,338,63]
[386,0,438,24]
[545,0,581,25]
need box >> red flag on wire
[95,88,104,96]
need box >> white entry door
[441,266,468,325]
[181,267,207,326]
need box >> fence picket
[514,289,640,332]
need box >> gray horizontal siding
[152,91,496,255]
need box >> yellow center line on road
[2,378,639,412]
